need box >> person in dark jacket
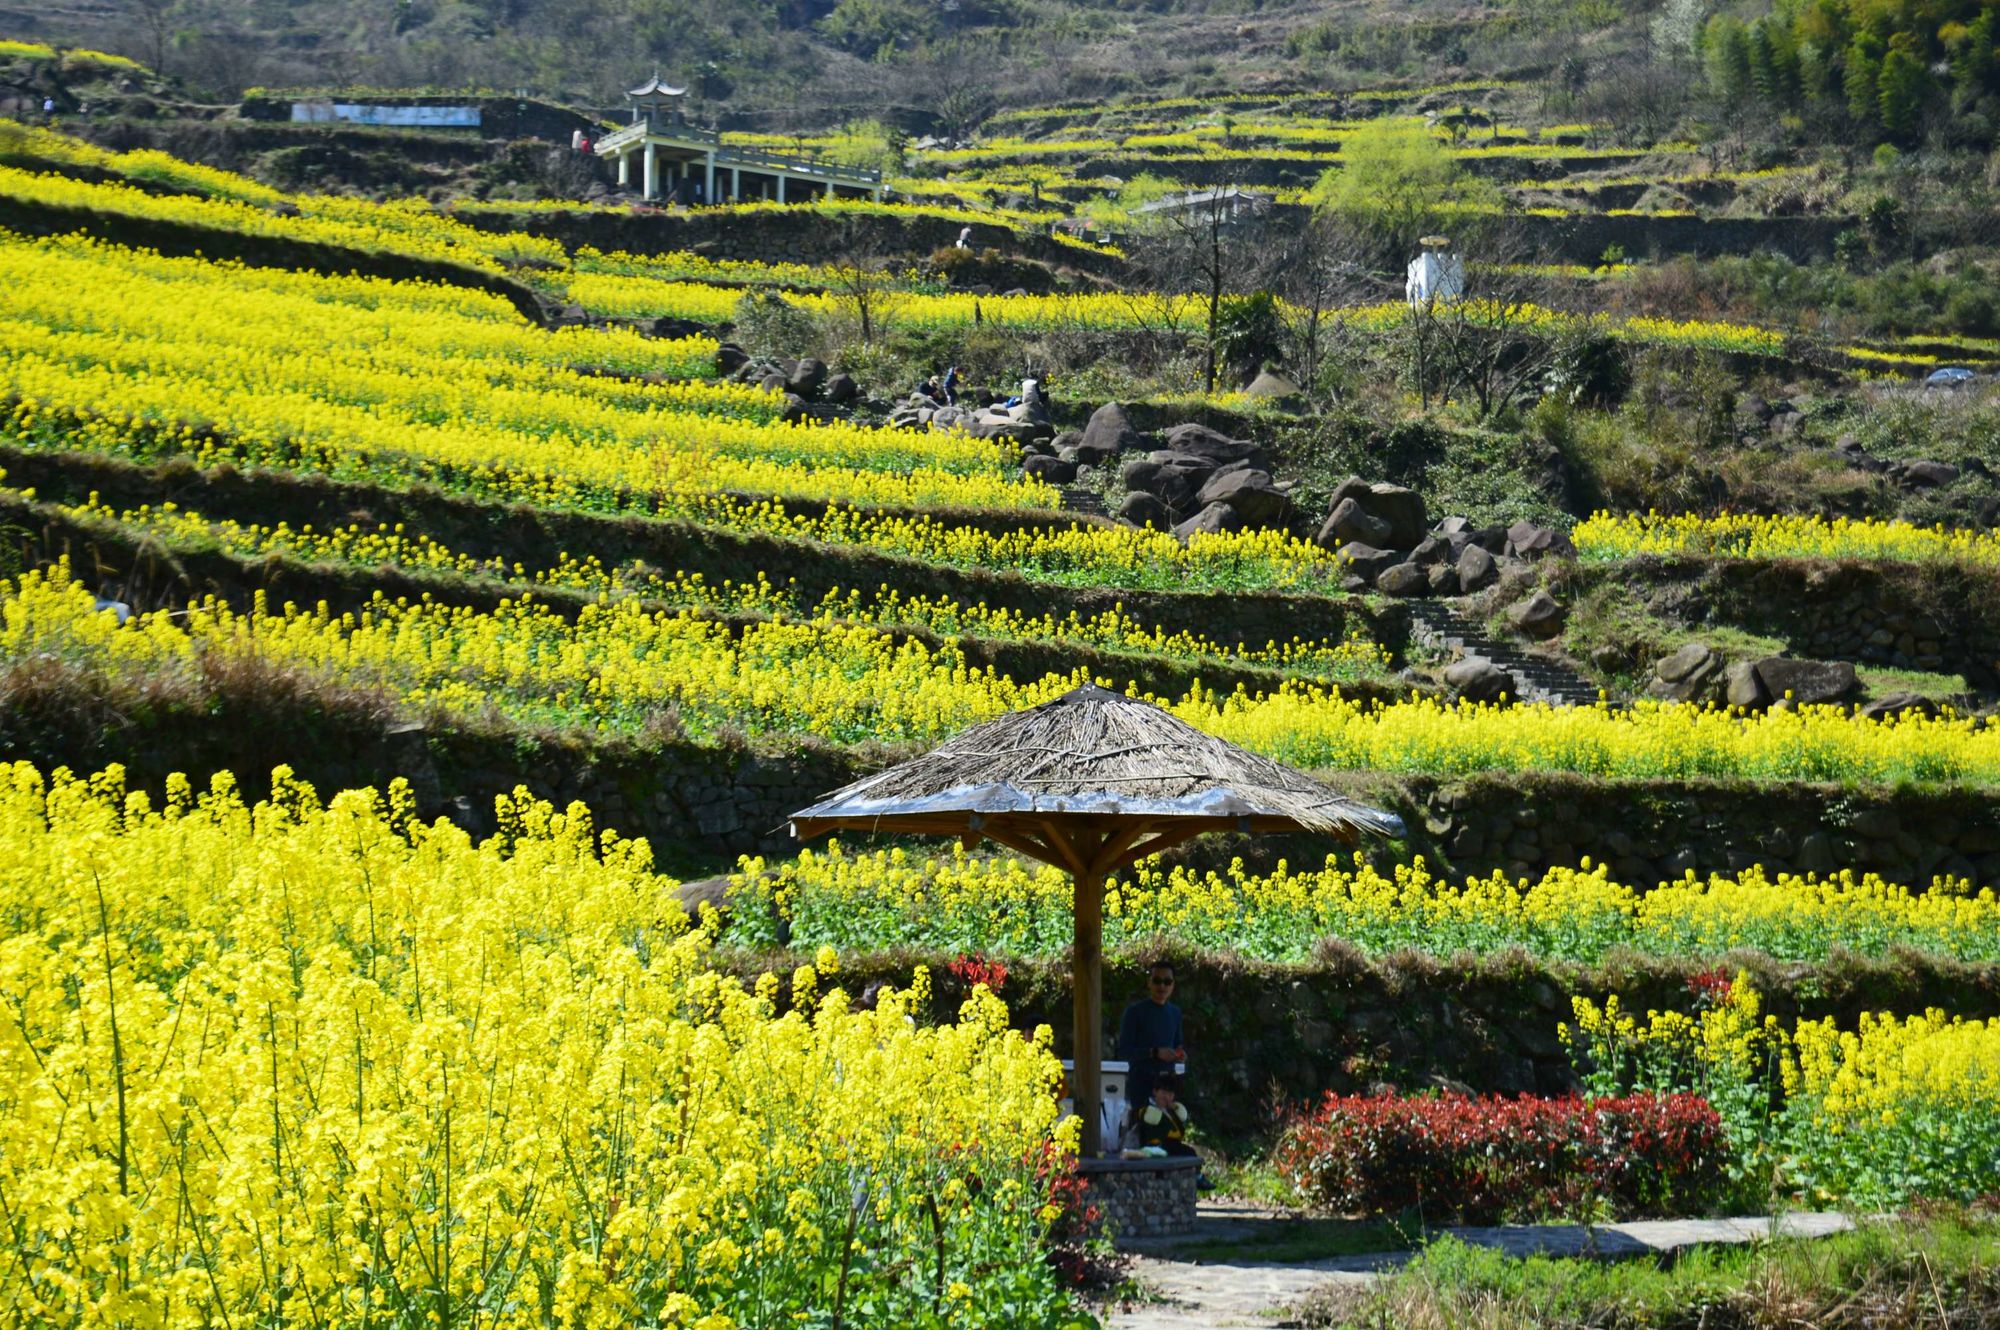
[1115,961,1184,1107]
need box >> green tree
[1843,33,1884,127]
[1307,119,1498,257]
[1877,43,1927,138]
[1703,14,1755,101]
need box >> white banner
[291,102,482,127]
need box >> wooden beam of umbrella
[790,683,1404,1158]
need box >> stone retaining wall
[1556,557,2000,689]
[1080,1159,1199,1240]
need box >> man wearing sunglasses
[1115,961,1187,1110]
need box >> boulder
[1894,459,1960,488]
[1456,544,1498,592]
[1159,423,1268,472]
[1173,502,1247,540]
[1022,455,1077,484]
[929,405,971,432]
[1724,661,1770,709]
[1408,534,1452,566]
[1376,561,1430,597]
[1444,657,1512,703]
[1198,468,1295,527]
[715,343,749,375]
[1320,496,1394,549]
[1505,521,1578,561]
[674,875,733,925]
[760,372,790,393]
[1859,691,1940,720]
[1426,564,1462,596]
[1122,454,1210,512]
[1116,491,1175,529]
[1435,515,1473,536]
[786,357,828,397]
[823,372,858,405]
[1241,370,1301,402]
[1752,657,1860,705]
[1335,541,1401,584]
[1655,642,1716,685]
[1649,642,1722,702]
[1507,590,1566,639]
[1361,484,1428,549]
[1470,524,1510,554]
[780,392,811,423]
[1079,403,1145,463]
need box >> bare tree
[825,219,901,346]
[1127,183,1271,395]
[907,38,996,143]
[1272,216,1378,406]
[1424,227,1565,422]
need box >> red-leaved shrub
[1273,1091,1728,1223]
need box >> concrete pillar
[617,151,630,189]
[643,142,657,201]
[704,152,715,205]
[776,173,786,204]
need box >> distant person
[956,225,973,250]
[41,96,55,121]
[1115,960,1184,1107]
[1136,1074,1196,1157]
[942,365,961,405]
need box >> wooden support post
[1072,866,1104,1159]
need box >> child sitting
[1137,1074,1196,1158]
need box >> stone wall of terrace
[456,205,1129,278]
[1554,557,2000,689]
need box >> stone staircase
[1408,601,1603,707]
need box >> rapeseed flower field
[0,761,1083,1328]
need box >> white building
[1406,236,1465,307]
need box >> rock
[1159,423,1268,472]
[1362,484,1428,549]
[1080,403,1145,463]
[1022,455,1076,484]
[1321,496,1394,548]
[1435,516,1472,536]
[1173,502,1247,540]
[780,392,811,423]
[1737,393,1773,425]
[1443,657,1512,703]
[1655,642,1717,685]
[759,372,790,393]
[1859,691,1940,721]
[1470,524,1510,554]
[1456,544,1498,592]
[674,875,732,924]
[1504,521,1578,561]
[1335,542,1401,584]
[1116,491,1175,529]
[786,357,828,397]
[1724,661,1770,709]
[1752,657,1859,706]
[823,372,858,405]
[1795,832,1837,876]
[1426,564,1461,595]
[1242,370,1302,402]
[1408,534,1451,566]
[1376,561,1430,597]
[716,344,749,375]
[1122,454,1212,512]
[1507,590,1565,639]
[929,405,971,432]
[1329,476,1373,512]
[1895,459,1960,488]
[1198,468,1294,527]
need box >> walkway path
[1104,1201,1855,1329]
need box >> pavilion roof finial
[627,70,688,101]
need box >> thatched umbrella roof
[791,683,1405,846]
[790,684,1404,1159]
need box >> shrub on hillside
[1274,1092,1729,1223]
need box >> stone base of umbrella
[791,684,1403,1159]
